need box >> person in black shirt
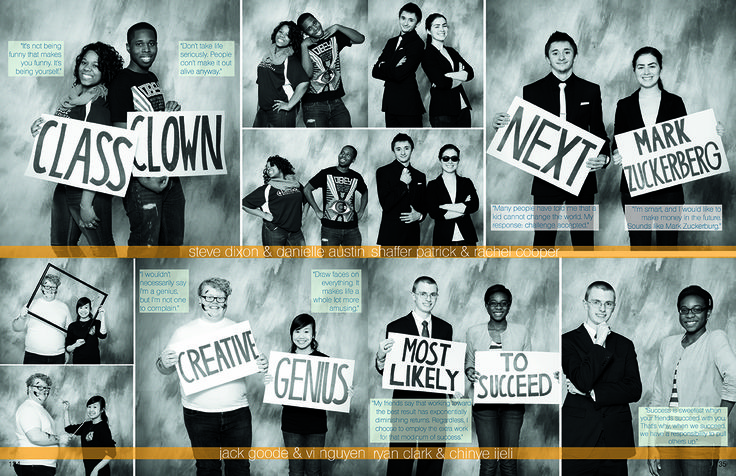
[63,395,116,476]
[65,297,107,364]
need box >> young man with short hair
[304,145,368,245]
[376,133,427,245]
[108,22,185,246]
[494,31,610,248]
[372,3,426,127]
[297,12,365,127]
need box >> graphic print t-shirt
[108,69,165,123]
[308,167,367,229]
[302,32,352,103]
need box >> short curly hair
[263,155,296,184]
[26,373,52,388]
[42,274,61,287]
[271,21,302,49]
[198,278,232,298]
[73,42,124,88]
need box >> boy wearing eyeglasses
[12,274,72,364]
[156,278,267,476]
[15,373,70,475]
[374,276,453,476]
[561,281,642,475]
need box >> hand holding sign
[30,117,45,137]
[585,154,608,171]
[492,112,510,131]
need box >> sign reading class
[474,351,561,404]
[487,96,605,196]
[263,351,354,413]
[168,320,260,395]
[382,332,465,395]
[615,109,728,197]
[26,114,137,196]
[127,111,226,177]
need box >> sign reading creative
[474,351,561,404]
[169,320,260,395]
[263,351,354,413]
[487,96,605,195]
[26,114,137,197]
[127,111,226,177]
[615,109,728,197]
[382,332,465,395]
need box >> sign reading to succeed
[382,332,465,395]
[169,320,260,395]
[474,351,561,404]
[263,351,354,413]
[128,111,226,177]
[26,114,137,197]
[488,96,605,196]
[615,109,728,197]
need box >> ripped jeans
[123,177,185,246]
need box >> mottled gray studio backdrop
[1,258,133,364]
[135,258,558,476]
[0,366,133,476]
[562,258,736,475]
[486,0,736,246]
[242,0,369,127]
[0,0,240,245]
[367,0,484,127]
[241,128,484,245]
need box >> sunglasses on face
[440,155,459,162]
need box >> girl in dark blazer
[426,144,479,245]
[612,47,725,247]
[421,13,474,127]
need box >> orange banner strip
[1,447,735,460]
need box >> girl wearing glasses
[465,285,530,476]
[648,285,736,475]
[63,396,116,476]
[426,144,479,245]
[65,297,108,364]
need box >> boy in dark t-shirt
[297,13,365,127]
[304,145,368,245]
[108,22,185,246]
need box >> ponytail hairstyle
[632,46,664,90]
[86,395,108,423]
[289,313,318,353]
[424,13,446,47]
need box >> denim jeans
[282,431,326,476]
[262,222,305,246]
[182,406,251,476]
[13,464,55,476]
[302,99,352,128]
[253,107,298,128]
[50,185,114,246]
[123,177,185,246]
[23,352,64,365]
[473,404,524,476]
[321,226,361,246]
[659,457,717,475]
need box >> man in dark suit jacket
[372,2,425,127]
[376,133,427,245]
[375,276,453,476]
[495,31,610,248]
[562,281,642,476]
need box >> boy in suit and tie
[375,276,453,476]
[562,281,642,475]
[493,31,611,248]
[372,3,426,127]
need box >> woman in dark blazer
[426,144,479,245]
[612,46,724,247]
[420,13,474,127]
